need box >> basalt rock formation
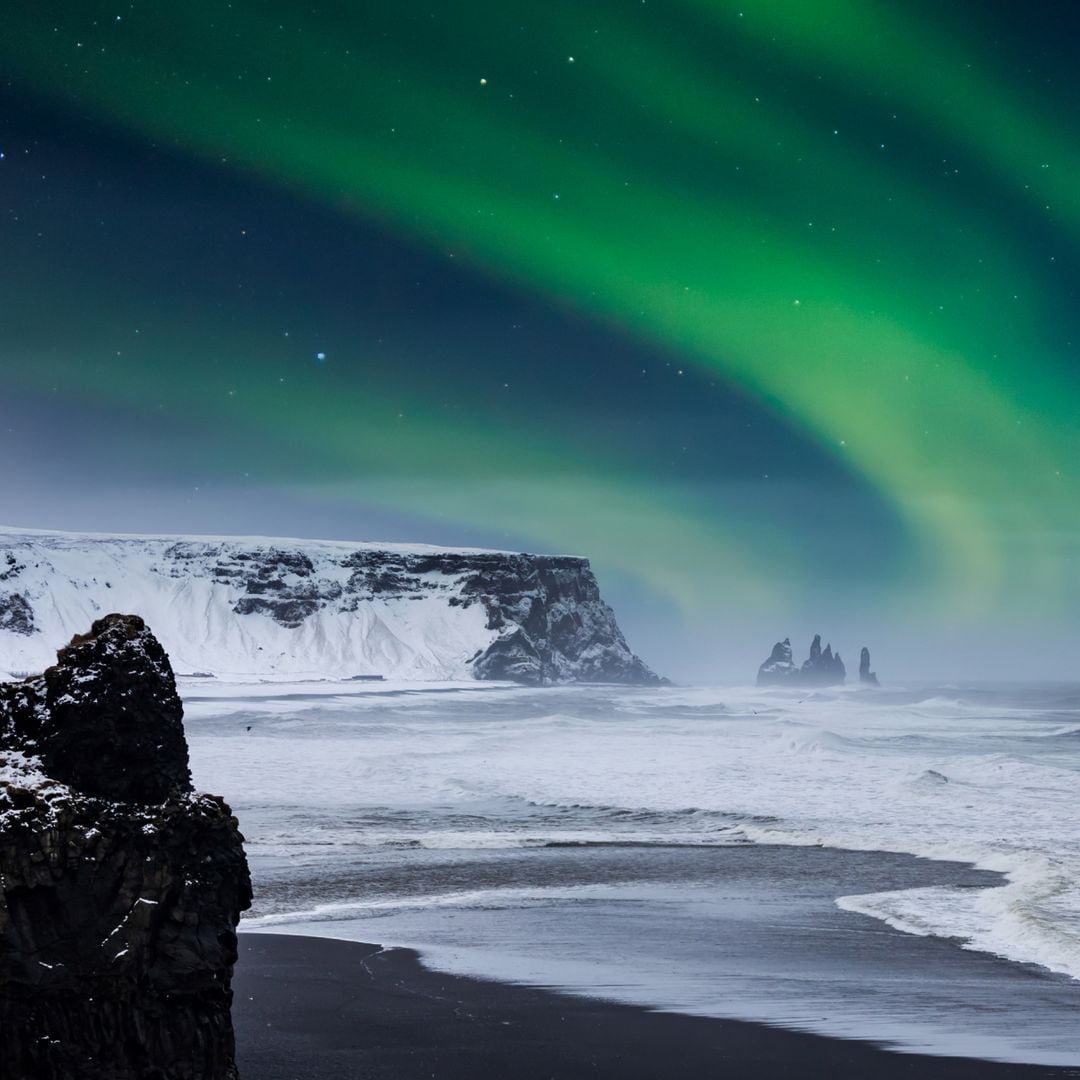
[0,613,251,1080]
[801,634,846,687]
[859,646,880,687]
[756,638,799,686]
[463,556,663,685]
[0,529,661,686]
[756,634,847,688]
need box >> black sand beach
[234,934,1080,1080]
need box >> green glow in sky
[4,0,1078,631]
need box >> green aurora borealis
[3,1,1080,675]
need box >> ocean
[184,680,1080,1065]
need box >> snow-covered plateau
[0,527,659,685]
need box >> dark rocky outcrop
[8,617,192,804]
[0,614,251,1080]
[0,592,34,636]
[756,634,846,688]
[859,646,880,687]
[756,638,799,686]
[800,634,846,687]
[461,555,663,686]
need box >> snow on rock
[0,613,250,1079]
[756,634,847,688]
[0,527,661,685]
[756,637,798,686]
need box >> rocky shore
[0,614,251,1079]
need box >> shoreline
[233,841,1080,1064]
[233,933,1079,1080]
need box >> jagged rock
[0,614,251,1080]
[0,531,662,686]
[757,638,798,686]
[463,556,664,685]
[7,615,191,804]
[0,592,34,636]
[755,634,846,688]
[801,635,846,687]
[859,646,880,687]
[472,626,544,683]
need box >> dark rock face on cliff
[756,638,799,686]
[461,555,662,685]
[756,634,846,688]
[0,614,251,1080]
[0,593,34,636]
[0,531,661,685]
[859,646,880,687]
[0,552,36,637]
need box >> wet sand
[234,933,1079,1079]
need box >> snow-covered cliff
[0,528,660,685]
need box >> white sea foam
[186,681,1080,981]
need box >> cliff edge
[0,614,251,1080]
[0,529,661,686]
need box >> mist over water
[610,598,1080,686]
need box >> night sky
[3,2,1080,680]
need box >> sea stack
[755,634,846,688]
[0,614,251,1080]
[859,646,880,687]
[800,634,846,687]
[756,638,799,686]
